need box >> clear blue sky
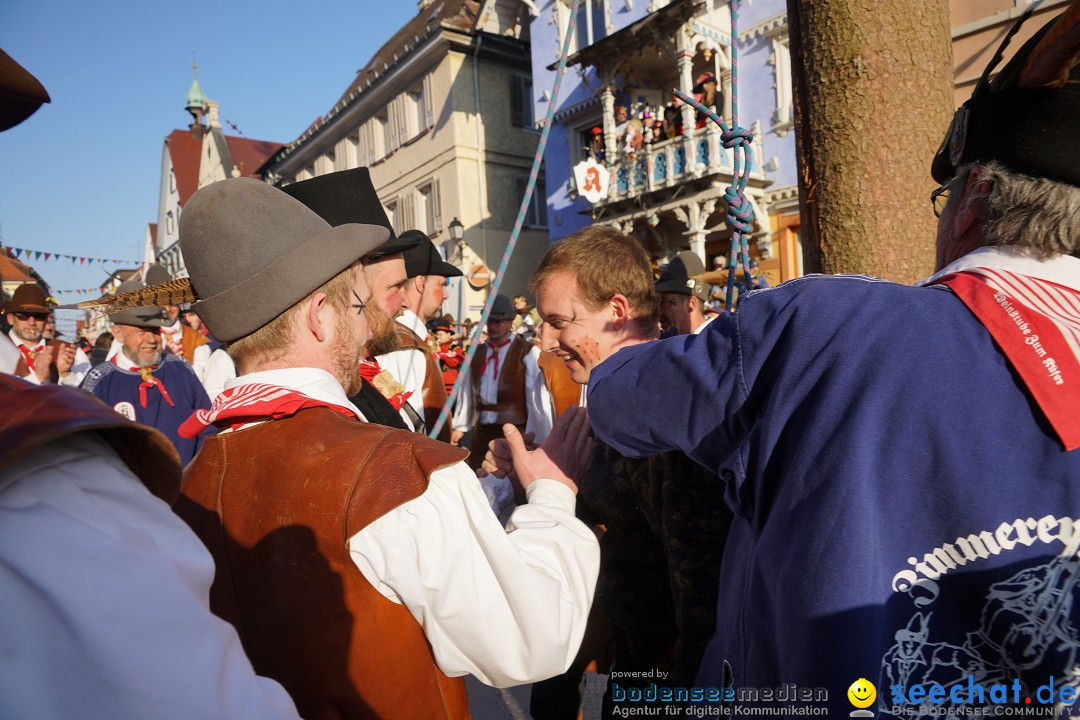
[0,0,417,335]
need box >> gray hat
[179,178,389,342]
[655,251,709,301]
[489,294,516,322]
[108,280,170,328]
[145,264,172,286]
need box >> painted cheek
[574,335,602,365]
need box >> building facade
[260,0,547,322]
[528,0,799,286]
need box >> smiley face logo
[847,678,877,709]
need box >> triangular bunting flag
[35,251,42,260]
[44,252,51,260]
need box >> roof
[0,253,36,284]
[166,128,283,206]
[147,223,158,245]
[225,135,283,178]
[270,0,481,165]
[166,129,203,206]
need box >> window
[515,174,548,228]
[767,29,794,137]
[558,0,606,52]
[385,195,416,234]
[418,179,442,235]
[169,170,176,193]
[165,210,175,235]
[510,75,534,128]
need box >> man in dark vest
[171,177,598,719]
[4,283,88,386]
[452,293,555,468]
[377,231,462,439]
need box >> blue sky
[0,0,417,334]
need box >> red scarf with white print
[179,383,357,438]
[932,267,1080,450]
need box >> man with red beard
[79,280,211,465]
[174,176,598,719]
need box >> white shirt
[222,367,599,687]
[376,310,431,424]
[201,347,237,401]
[162,320,211,382]
[452,337,555,443]
[7,329,90,387]
[0,433,300,720]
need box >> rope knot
[720,125,753,150]
[724,187,755,233]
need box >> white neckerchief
[224,367,366,422]
[918,246,1080,290]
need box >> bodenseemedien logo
[848,679,877,717]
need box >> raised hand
[503,406,592,495]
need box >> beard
[121,343,162,368]
[13,324,42,344]
[330,311,364,397]
[362,303,402,357]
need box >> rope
[671,0,755,312]
[429,0,582,438]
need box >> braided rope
[429,0,581,438]
[671,0,755,312]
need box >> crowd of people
[2,4,1080,719]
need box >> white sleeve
[524,346,555,444]
[59,347,91,387]
[348,463,599,687]
[202,348,237,401]
[191,344,212,383]
[452,365,474,433]
[0,435,300,720]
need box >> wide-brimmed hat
[655,251,708,300]
[108,280,170,329]
[145,264,172,286]
[932,2,1080,186]
[0,49,50,132]
[3,283,50,314]
[489,294,516,322]
[281,168,420,255]
[179,178,388,342]
[402,230,462,279]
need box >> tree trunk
[786,0,953,283]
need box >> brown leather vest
[537,349,581,419]
[176,409,470,720]
[395,324,451,441]
[0,374,180,502]
[13,338,69,384]
[469,337,529,426]
[180,325,210,364]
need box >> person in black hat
[572,2,1080,714]
[452,293,555,470]
[655,250,712,336]
[79,280,212,465]
[376,229,463,439]
[170,175,598,718]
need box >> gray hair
[955,161,1080,259]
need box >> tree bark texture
[786,0,953,283]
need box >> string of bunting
[51,287,113,296]
[2,244,140,266]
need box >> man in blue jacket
[583,5,1080,716]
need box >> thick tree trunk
[786,0,953,283]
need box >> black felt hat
[401,230,462,279]
[932,2,1080,186]
[281,168,420,255]
[489,294,516,322]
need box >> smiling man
[79,280,211,465]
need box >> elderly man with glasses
[3,284,88,386]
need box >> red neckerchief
[358,358,413,411]
[932,267,1080,451]
[16,342,40,371]
[481,337,513,381]
[179,383,358,438]
[111,355,174,409]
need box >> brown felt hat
[179,178,389,342]
[3,283,50,314]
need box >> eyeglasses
[930,184,951,218]
[12,312,49,322]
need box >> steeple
[185,56,208,139]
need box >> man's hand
[165,339,183,356]
[33,345,55,382]
[55,343,76,376]
[450,429,465,447]
[480,431,536,479]
[503,406,592,495]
